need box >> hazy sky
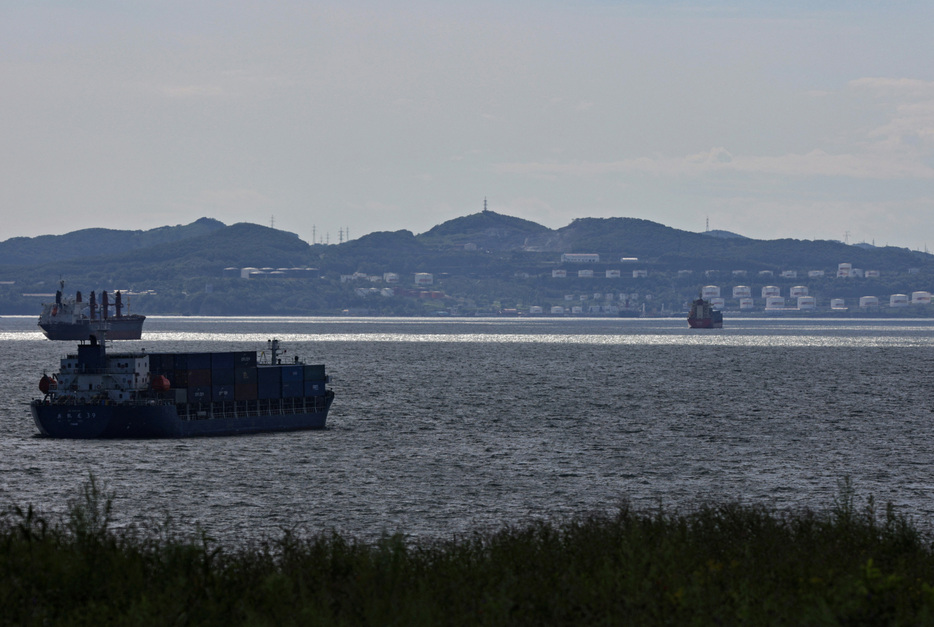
[3,1,934,249]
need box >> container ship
[30,337,334,438]
[39,283,145,340]
[687,297,723,329]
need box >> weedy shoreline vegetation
[3,478,934,625]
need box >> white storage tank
[762,286,780,298]
[571,306,583,314]
[831,298,846,309]
[911,291,932,305]
[797,296,817,309]
[808,270,825,278]
[789,286,808,298]
[838,263,852,278]
[739,297,755,309]
[550,306,565,314]
[711,297,725,309]
[765,296,785,309]
[702,285,721,299]
[732,285,752,298]
[859,296,879,308]
[890,294,909,307]
[529,306,543,315]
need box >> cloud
[496,148,934,180]
[497,77,934,182]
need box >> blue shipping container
[257,366,282,399]
[304,364,326,380]
[211,352,236,370]
[281,380,303,398]
[211,368,235,386]
[304,380,327,396]
[186,353,212,370]
[212,384,235,401]
[189,386,211,402]
[235,351,257,368]
[280,365,304,382]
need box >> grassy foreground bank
[3,480,934,625]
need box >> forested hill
[0,217,226,267]
[1,211,932,317]
[1,223,310,287]
[415,212,929,273]
[2,212,930,279]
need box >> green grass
[3,478,934,625]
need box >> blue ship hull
[30,393,333,439]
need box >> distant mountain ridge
[0,212,930,282]
[0,217,226,266]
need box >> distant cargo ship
[38,282,145,340]
[687,297,723,329]
[31,337,333,438]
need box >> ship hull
[39,316,146,341]
[688,318,723,329]
[30,394,332,439]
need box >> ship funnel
[76,291,82,303]
[115,291,123,318]
[89,291,97,320]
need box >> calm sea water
[2,315,934,543]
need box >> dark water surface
[2,315,934,543]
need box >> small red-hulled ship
[687,297,723,329]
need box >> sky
[3,1,934,249]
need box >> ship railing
[32,397,176,407]
[176,396,329,421]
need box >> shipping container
[304,380,327,396]
[280,365,304,382]
[235,383,258,401]
[187,369,212,387]
[172,370,189,388]
[257,367,282,399]
[186,353,212,370]
[189,386,212,402]
[235,367,258,384]
[304,364,326,380]
[234,351,257,368]
[211,368,235,386]
[281,380,303,398]
[212,384,235,401]
[211,352,236,370]
[148,354,175,374]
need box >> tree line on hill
[0,212,931,316]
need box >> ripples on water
[2,315,934,543]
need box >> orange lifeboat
[151,375,171,392]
